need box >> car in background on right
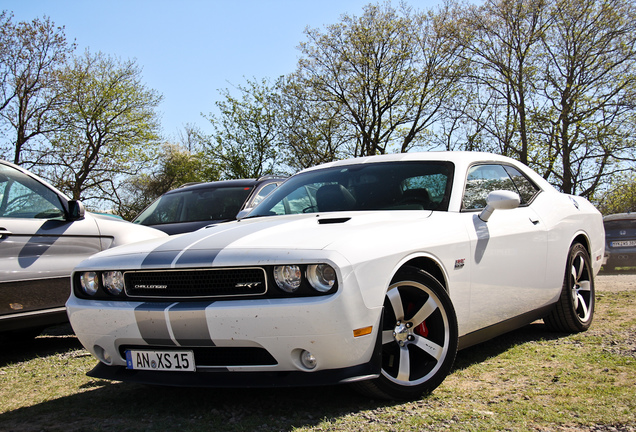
[602,213,636,271]
[132,176,286,235]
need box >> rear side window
[462,164,540,210]
[0,165,65,219]
[604,219,636,233]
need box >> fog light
[93,345,112,365]
[80,272,99,296]
[300,350,317,370]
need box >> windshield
[604,219,636,232]
[249,161,453,217]
[134,186,253,225]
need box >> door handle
[529,219,540,225]
[0,228,12,238]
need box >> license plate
[611,240,636,247]
[125,350,195,372]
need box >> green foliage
[117,144,218,220]
[595,172,636,215]
[202,78,282,179]
[43,50,162,207]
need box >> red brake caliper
[406,303,429,337]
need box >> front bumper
[87,349,381,388]
[67,277,384,386]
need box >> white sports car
[67,152,604,400]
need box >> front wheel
[354,267,458,400]
[544,242,595,332]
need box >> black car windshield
[134,186,253,225]
[604,219,636,232]
[248,161,453,217]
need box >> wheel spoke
[572,290,580,309]
[396,345,410,381]
[573,256,584,281]
[578,280,591,292]
[387,288,405,320]
[570,264,578,283]
[410,296,438,327]
[413,335,444,361]
[577,292,589,319]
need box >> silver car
[0,159,167,339]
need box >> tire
[354,266,458,400]
[544,242,595,332]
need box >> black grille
[120,346,278,367]
[124,268,267,299]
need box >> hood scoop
[318,217,351,225]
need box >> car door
[0,163,102,320]
[462,163,549,332]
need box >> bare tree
[454,0,550,164]
[534,0,636,197]
[296,1,466,156]
[0,15,73,165]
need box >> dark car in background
[603,213,636,271]
[132,176,285,235]
[0,159,167,340]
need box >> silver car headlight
[79,271,100,296]
[102,271,125,296]
[306,264,336,293]
[273,265,302,293]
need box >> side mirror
[479,190,520,222]
[236,208,252,220]
[67,200,86,221]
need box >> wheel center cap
[393,322,409,344]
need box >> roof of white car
[300,151,520,173]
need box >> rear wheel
[544,242,595,332]
[354,267,458,400]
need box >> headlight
[273,265,302,293]
[307,264,336,292]
[102,271,124,296]
[79,272,100,296]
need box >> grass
[0,284,634,431]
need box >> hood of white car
[79,211,433,269]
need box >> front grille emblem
[134,284,168,290]
[235,282,262,289]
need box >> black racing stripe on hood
[140,231,219,268]
[134,302,176,346]
[174,249,220,266]
[143,217,294,268]
[141,250,181,268]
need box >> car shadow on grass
[0,322,575,432]
[0,324,83,368]
[453,321,567,371]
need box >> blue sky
[4,0,440,140]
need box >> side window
[0,165,65,219]
[503,165,540,204]
[462,164,540,210]
[269,185,318,215]
[250,183,278,207]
